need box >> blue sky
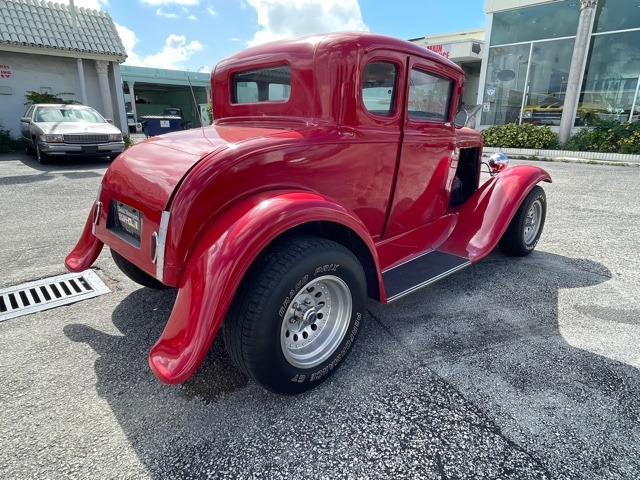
[66,0,486,72]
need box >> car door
[383,59,458,238]
[20,106,35,142]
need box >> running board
[382,251,471,302]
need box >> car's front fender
[438,165,552,261]
[149,191,381,384]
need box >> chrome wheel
[280,275,352,369]
[523,199,542,245]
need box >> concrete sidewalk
[484,146,640,166]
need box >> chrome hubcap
[280,275,352,369]
[524,199,542,245]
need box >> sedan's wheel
[35,143,49,164]
[223,236,366,394]
[499,185,547,257]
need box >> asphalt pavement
[0,151,638,479]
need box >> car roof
[217,31,464,74]
[33,104,92,109]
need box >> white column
[111,62,128,132]
[76,58,88,105]
[94,60,114,121]
[128,81,138,123]
[559,0,598,144]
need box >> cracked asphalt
[0,151,638,479]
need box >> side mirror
[20,117,31,123]
[453,109,469,129]
[488,152,509,173]
[105,118,113,124]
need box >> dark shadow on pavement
[62,251,639,478]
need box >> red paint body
[66,33,551,384]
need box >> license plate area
[107,201,142,248]
[82,145,99,153]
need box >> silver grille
[0,270,110,322]
[63,134,109,144]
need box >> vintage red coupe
[67,32,550,393]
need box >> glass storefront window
[481,44,530,125]
[521,39,575,126]
[593,0,640,34]
[582,30,640,123]
[490,0,578,46]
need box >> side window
[23,106,34,119]
[231,66,291,104]
[362,61,398,116]
[408,68,453,121]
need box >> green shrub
[564,120,640,154]
[24,90,79,105]
[482,123,559,149]
[0,128,24,154]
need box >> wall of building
[478,0,640,128]
[0,51,125,136]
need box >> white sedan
[20,104,125,164]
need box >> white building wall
[484,0,559,13]
[0,51,124,136]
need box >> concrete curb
[483,146,640,167]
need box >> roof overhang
[0,43,126,63]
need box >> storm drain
[0,270,110,322]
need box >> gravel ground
[0,151,638,479]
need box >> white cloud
[188,15,197,21]
[116,23,203,70]
[156,8,179,18]
[246,0,368,46]
[140,0,198,5]
[207,6,218,16]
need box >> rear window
[232,66,291,104]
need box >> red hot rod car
[66,32,550,394]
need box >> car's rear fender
[65,201,105,272]
[149,191,381,384]
[437,165,552,261]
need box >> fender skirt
[149,191,380,384]
[65,202,105,272]
[438,164,551,262]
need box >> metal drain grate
[0,270,110,322]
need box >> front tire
[499,185,547,256]
[36,142,49,164]
[223,236,366,394]
[110,249,170,289]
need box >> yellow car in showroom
[521,92,615,126]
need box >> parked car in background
[67,32,551,394]
[521,91,613,126]
[20,104,125,164]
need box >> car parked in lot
[20,104,125,164]
[67,32,551,394]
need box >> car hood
[102,124,301,212]
[36,122,122,135]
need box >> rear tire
[499,186,547,257]
[223,236,366,394]
[111,249,170,289]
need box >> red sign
[425,44,450,59]
[0,64,11,79]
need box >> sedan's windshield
[35,107,105,123]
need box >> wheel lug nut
[304,298,312,305]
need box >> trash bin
[140,116,183,137]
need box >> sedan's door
[20,106,35,142]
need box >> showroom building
[478,0,640,128]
